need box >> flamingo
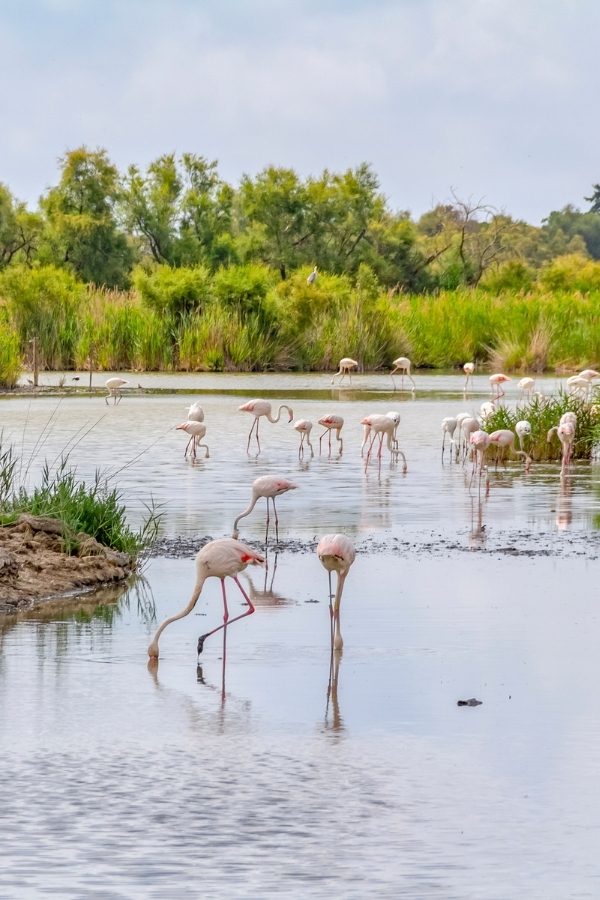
[238,399,293,454]
[560,411,577,428]
[578,368,599,386]
[390,356,416,391]
[460,416,481,462]
[331,358,358,385]
[463,362,475,390]
[469,429,491,490]
[307,266,318,285]
[454,412,472,459]
[147,538,264,659]
[488,429,532,471]
[105,377,128,404]
[233,475,298,543]
[515,420,532,451]
[317,534,356,651]
[518,377,535,399]
[489,373,511,400]
[176,421,209,459]
[385,410,401,448]
[293,419,314,458]
[187,402,204,422]
[479,401,495,423]
[441,416,458,461]
[567,375,592,399]
[547,422,575,475]
[361,414,407,471]
[318,415,344,455]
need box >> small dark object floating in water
[457,698,483,707]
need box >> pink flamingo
[331,358,358,385]
[460,416,480,462]
[489,373,511,400]
[147,538,264,659]
[105,377,128,404]
[233,475,298,543]
[488,429,532,471]
[176,421,210,459]
[361,414,407,471]
[318,414,344,455]
[469,429,491,490]
[547,422,575,475]
[293,419,314,458]
[317,534,356,651]
[391,356,416,390]
[238,399,293,454]
[463,362,475,391]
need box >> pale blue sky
[1,0,598,223]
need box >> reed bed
[0,265,598,378]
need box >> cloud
[1,0,598,222]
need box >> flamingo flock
[112,360,596,664]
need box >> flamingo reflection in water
[324,649,344,735]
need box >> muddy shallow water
[1,373,599,897]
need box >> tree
[40,147,133,286]
[542,205,600,260]
[0,184,42,269]
[585,184,600,214]
[120,154,182,265]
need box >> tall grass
[0,446,160,558]
[0,264,598,373]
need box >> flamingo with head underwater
[233,475,298,543]
[331,358,358,385]
[239,399,293,454]
[317,534,356,651]
[147,538,264,660]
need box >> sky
[1,0,598,224]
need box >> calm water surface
[1,374,599,898]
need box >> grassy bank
[0,264,598,382]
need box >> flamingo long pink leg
[197,577,256,656]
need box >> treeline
[2,146,600,291]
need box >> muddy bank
[0,514,134,614]
[149,529,600,560]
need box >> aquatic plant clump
[0,451,160,558]
[482,393,600,462]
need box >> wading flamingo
[385,410,401,448]
[515,420,532,451]
[488,429,532,471]
[361,414,407,471]
[176,421,209,459]
[318,415,344,455]
[307,266,318,285]
[317,534,356,651]
[518,377,535,399]
[391,357,416,391]
[105,377,128,404]
[479,401,495,425]
[331,358,358,385]
[147,538,264,659]
[489,373,511,400]
[463,362,475,390]
[567,375,593,400]
[233,475,298,543]
[460,417,481,462]
[187,402,204,422]
[469,429,491,490]
[238,399,293,454]
[454,412,471,459]
[293,419,314,458]
[547,422,575,475]
[441,416,458,462]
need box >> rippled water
[1,374,599,897]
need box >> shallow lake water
[1,373,599,898]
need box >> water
[1,374,599,898]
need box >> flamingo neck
[148,574,207,656]
[233,493,259,533]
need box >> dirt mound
[0,514,133,614]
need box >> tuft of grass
[0,448,160,559]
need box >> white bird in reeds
[307,266,318,285]
[147,538,264,659]
[317,533,356,651]
[391,357,416,391]
[105,377,128,404]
